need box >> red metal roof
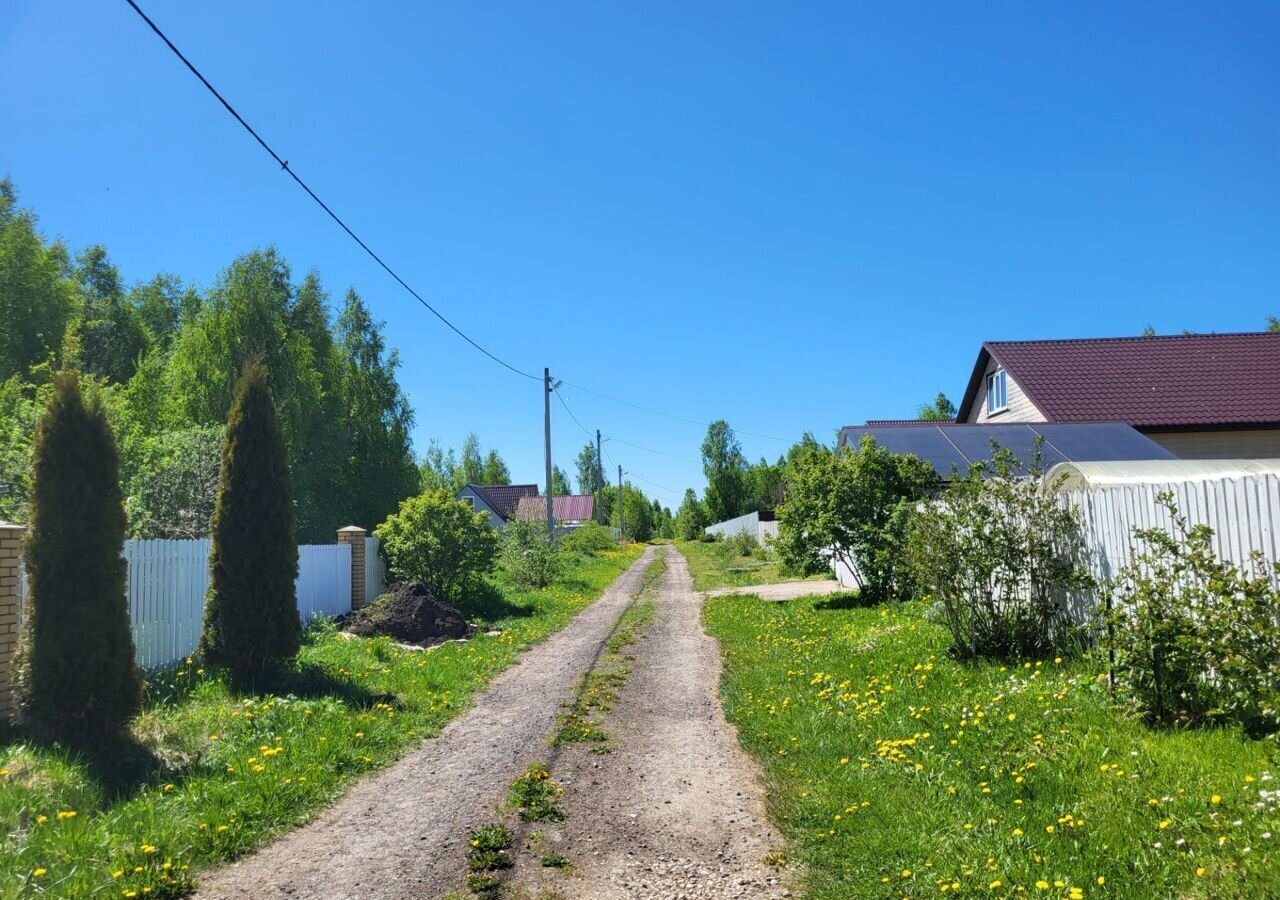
[515,495,596,522]
[957,332,1280,428]
[466,484,538,520]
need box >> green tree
[602,483,655,542]
[375,489,498,602]
[335,288,419,530]
[481,448,511,485]
[75,245,148,384]
[18,371,143,745]
[460,433,485,484]
[0,180,75,380]
[198,362,301,680]
[575,442,605,494]
[701,419,747,523]
[917,392,957,421]
[674,488,708,540]
[125,425,223,538]
[551,464,572,496]
[1268,317,1279,333]
[744,456,784,514]
[777,436,937,603]
[129,273,199,348]
[420,439,461,493]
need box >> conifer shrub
[18,371,143,745]
[198,361,300,679]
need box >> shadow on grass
[454,581,536,624]
[812,591,879,611]
[227,661,399,710]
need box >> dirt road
[194,546,787,899]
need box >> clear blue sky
[4,1,1277,503]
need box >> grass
[704,593,1280,899]
[677,539,826,592]
[509,763,565,823]
[552,550,664,749]
[0,545,642,900]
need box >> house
[837,421,1175,480]
[514,495,596,529]
[955,332,1280,459]
[456,483,539,530]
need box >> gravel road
[193,547,657,900]
[505,548,791,899]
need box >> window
[986,369,1008,414]
[461,496,474,509]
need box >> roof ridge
[988,330,1280,347]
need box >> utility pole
[617,464,624,542]
[596,429,604,524]
[544,368,555,536]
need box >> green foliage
[419,434,510,494]
[1102,493,1280,734]
[375,488,499,602]
[601,483,655,542]
[727,529,759,557]
[701,419,748,522]
[198,362,301,679]
[559,522,616,554]
[0,183,75,381]
[907,446,1091,658]
[17,371,143,745]
[508,763,565,822]
[550,463,572,497]
[916,391,957,421]
[499,518,562,589]
[777,435,936,603]
[674,488,708,540]
[575,441,605,495]
[125,425,223,538]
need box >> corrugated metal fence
[364,536,386,604]
[20,540,353,670]
[1064,473,1280,588]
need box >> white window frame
[986,369,1008,415]
[461,495,475,509]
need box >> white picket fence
[21,539,353,671]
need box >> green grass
[0,546,642,900]
[704,594,1280,899]
[677,539,825,592]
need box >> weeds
[509,763,565,823]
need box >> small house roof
[515,495,596,522]
[463,483,539,520]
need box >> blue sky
[4,1,1277,503]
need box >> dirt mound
[343,582,473,646]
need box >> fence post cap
[337,525,367,536]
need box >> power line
[122,0,539,383]
[608,437,700,465]
[629,473,681,497]
[552,386,595,440]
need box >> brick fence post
[0,523,24,722]
[336,526,367,610]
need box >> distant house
[515,495,596,529]
[456,483,539,530]
[955,332,1280,459]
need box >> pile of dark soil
[343,582,473,646]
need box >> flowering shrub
[1103,493,1280,735]
[907,446,1091,658]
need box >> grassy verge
[677,539,826,593]
[704,594,1280,899]
[552,551,664,749]
[0,545,642,899]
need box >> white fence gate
[21,539,354,671]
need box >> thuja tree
[18,371,143,745]
[198,361,300,679]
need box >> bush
[559,522,615,554]
[17,371,143,746]
[499,518,562,588]
[375,488,498,603]
[727,529,759,557]
[777,436,936,603]
[1103,494,1280,734]
[906,446,1090,659]
[198,362,301,680]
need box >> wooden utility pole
[544,368,555,534]
[617,464,624,541]
[596,429,604,524]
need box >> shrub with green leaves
[777,435,936,603]
[17,371,143,746]
[198,361,301,680]
[375,488,498,602]
[1103,493,1280,735]
[906,446,1091,659]
[727,529,759,557]
[499,517,562,588]
[559,521,615,554]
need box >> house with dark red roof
[456,483,539,530]
[955,331,1280,459]
[514,494,596,528]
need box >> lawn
[677,539,827,592]
[0,545,642,899]
[704,594,1280,899]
